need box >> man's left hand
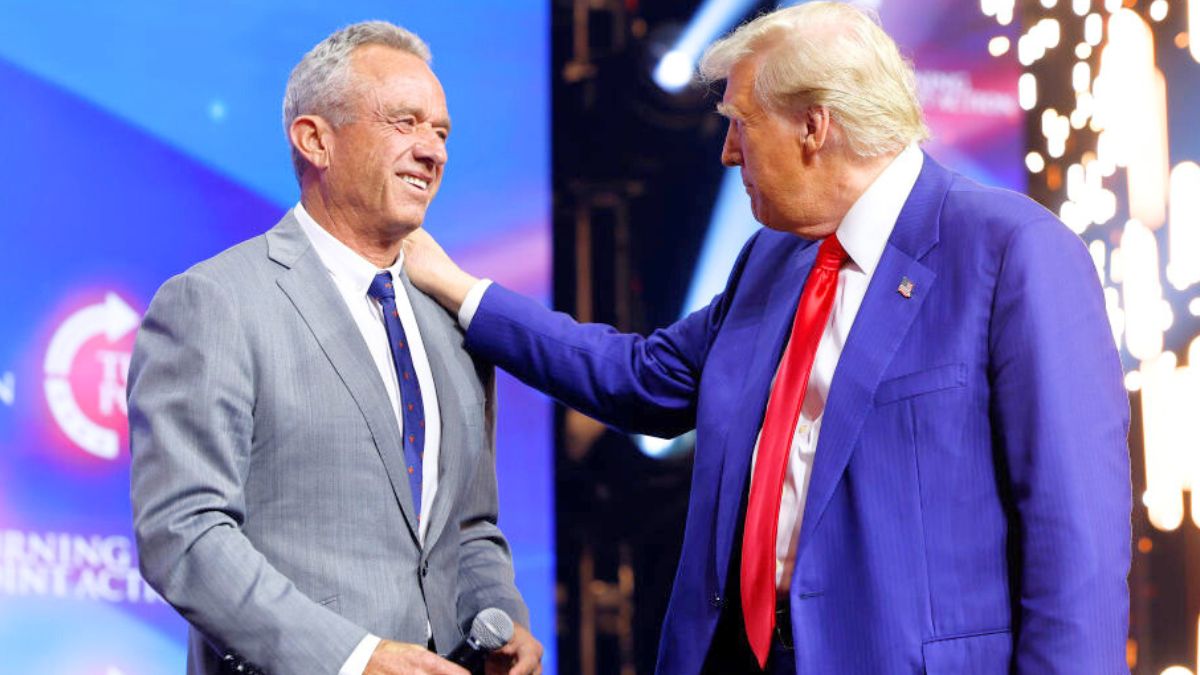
[484,623,543,675]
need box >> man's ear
[800,105,831,154]
[289,115,334,172]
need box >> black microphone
[446,607,514,674]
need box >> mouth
[399,173,431,191]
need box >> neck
[300,187,403,269]
[807,148,902,237]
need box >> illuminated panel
[1095,10,1168,229]
[988,0,1200,664]
[1089,239,1107,283]
[1191,336,1200,529]
[980,0,1016,26]
[1140,339,1200,534]
[1019,72,1039,109]
[1167,162,1200,290]
[1192,0,1200,62]
[1120,219,1165,361]
[1141,352,1185,531]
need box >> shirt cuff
[339,634,381,675]
[458,279,494,330]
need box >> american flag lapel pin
[897,277,914,299]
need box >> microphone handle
[446,636,486,675]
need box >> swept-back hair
[282,21,431,181]
[699,2,928,157]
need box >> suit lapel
[794,155,951,559]
[267,213,421,542]
[714,235,818,582]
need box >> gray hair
[283,21,432,181]
[699,2,928,158]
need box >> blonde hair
[699,2,928,158]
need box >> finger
[423,652,470,675]
[507,648,538,675]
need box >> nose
[720,121,741,168]
[413,130,448,167]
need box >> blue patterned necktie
[367,271,425,519]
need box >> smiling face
[322,44,450,241]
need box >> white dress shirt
[459,145,924,598]
[751,144,924,593]
[294,203,442,675]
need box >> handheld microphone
[446,607,514,674]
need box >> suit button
[421,561,430,577]
[710,593,724,608]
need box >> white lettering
[0,530,158,605]
[917,69,1018,118]
[96,350,130,417]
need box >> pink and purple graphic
[0,3,552,673]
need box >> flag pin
[897,277,914,299]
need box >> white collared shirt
[753,143,924,593]
[294,202,442,674]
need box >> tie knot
[815,235,849,271]
[368,271,397,301]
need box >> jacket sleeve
[987,218,1131,673]
[128,271,367,674]
[463,232,762,439]
[454,362,530,631]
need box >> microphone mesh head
[470,607,514,651]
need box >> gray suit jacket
[128,211,528,675]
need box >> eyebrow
[715,102,741,119]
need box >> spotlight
[649,0,759,94]
[653,49,696,92]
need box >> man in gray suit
[128,22,543,675]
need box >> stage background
[0,3,554,673]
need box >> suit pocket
[922,629,1011,674]
[876,363,967,405]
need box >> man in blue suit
[404,3,1130,673]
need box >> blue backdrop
[0,3,554,673]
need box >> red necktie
[741,235,848,667]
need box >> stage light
[1149,0,1169,22]
[1168,162,1200,290]
[1191,0,1200,63]
[1019,72,1038,109]
[649,0,759,94]
[1141,350,1186,532]
[1086,13,1104,44]
[1121,218,1165,361]
[981,0,1016,26]
[1026,151,1046,173]
[653,49,695,92]
[1089,240,1107,283]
